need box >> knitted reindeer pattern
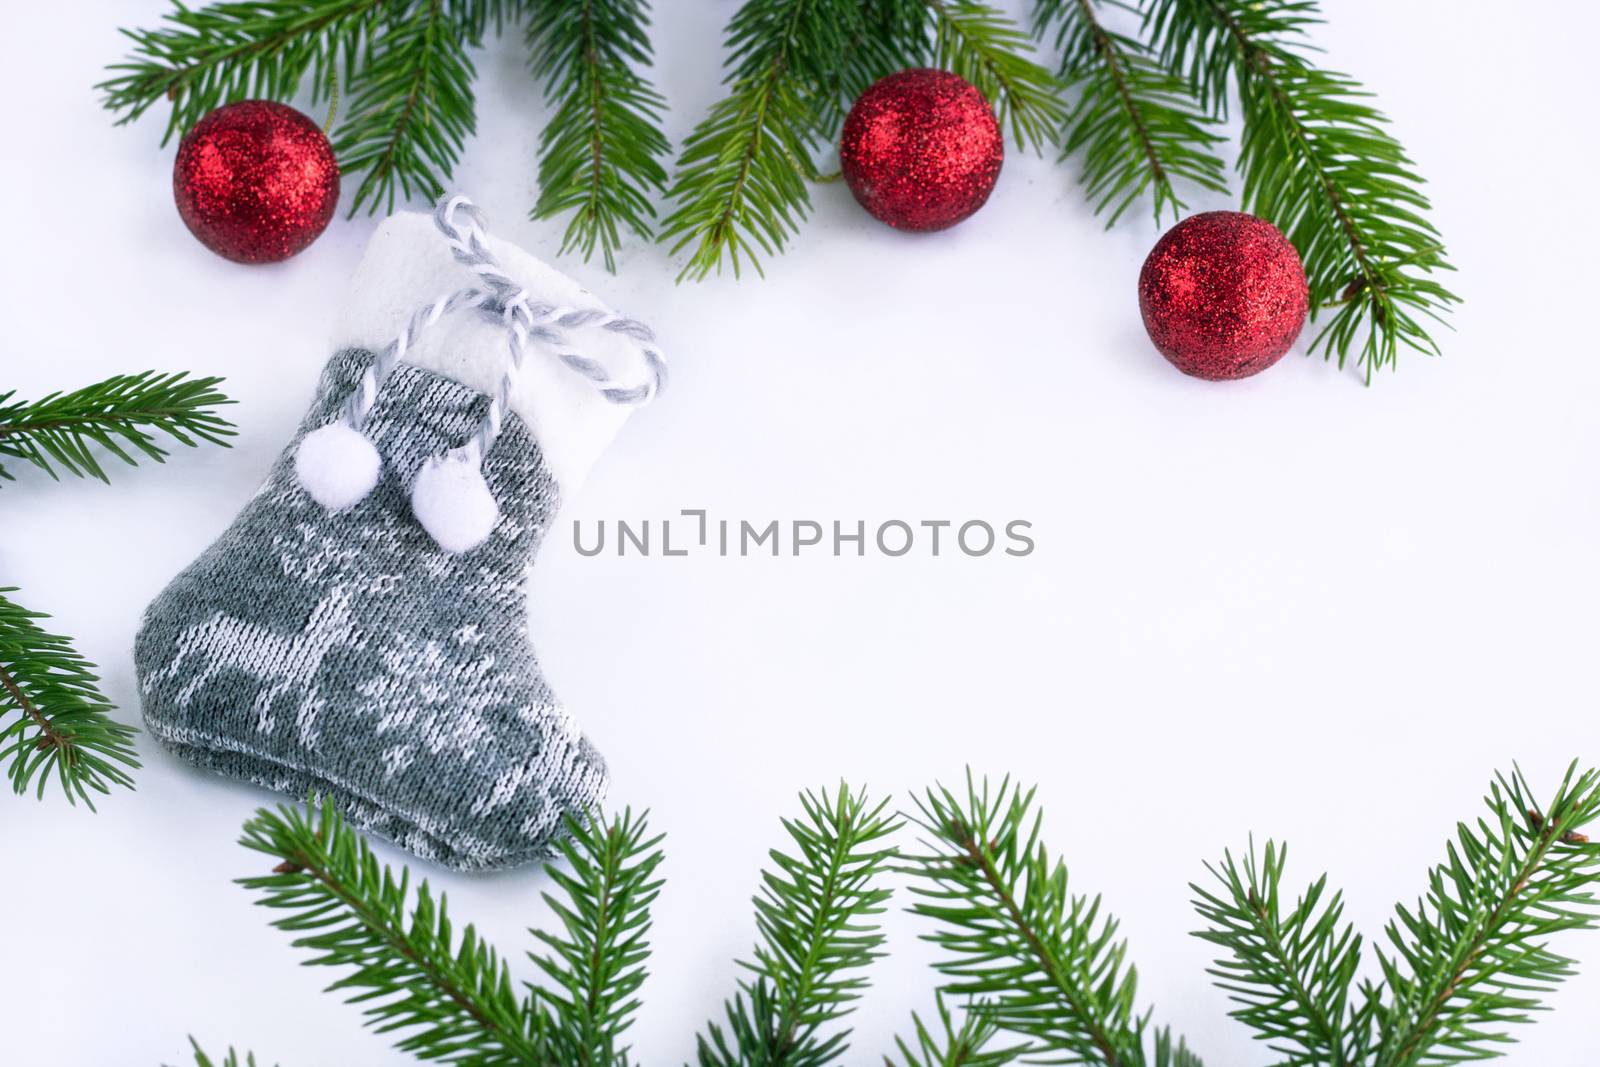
[135,349,604,871]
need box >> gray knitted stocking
[134,350,601,871]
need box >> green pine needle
[660,0,864,282]
[692,782,900,1067]
[1371,763,1600,1067]
[1192,764,1600,1067]
[209,767,1596,1067]
[182,1038,274,1067]
[531,807,665,1066]
[0,591,140,808]
[903,772,1198,1067]
[0,370,235,485]
[100,1,507,218]
[236,799,664,1066]
[661,0,1066,281]
[526,0,671,273]
[1152,1029,1206,1067]
[335,0,479,217]
[238,798,545,1064]
[1192,840,1363,1066]
[0,370,230,809]
[1034,0,1227,225]
[887,994,1025,1067]
[103,0,1459,328]
[98,0,385,145]
[1144,0,1459,380]
[812,0,933,132]
[926,0,1067,153]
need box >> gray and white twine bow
[294,194,665,553]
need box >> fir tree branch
[238,798,545,1064]
[1191,840,1361,1067]
[526,0,671,273]
[660,0,1067,279]
[449,0,525,40]
[1033,0,1226,225]
[0,371,235,484]
[660,0,864,281]
[812,0,932,132]
[692,783,901,1066]
[903,773,1199,1067]
[201,767,1598,1067]
[1370,763,1600,1067]
[924,0,1067,152]
[531,807,665,1067]
[335,0,479,216]
[886,994,1024,1067]
[102,1,511,217]
[98,0,386,144]
[0,590,139,808]
[1143,0,1458,381]
[182,1038,275,1067]
[1150,1028,1204,1067]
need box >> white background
[3,2,1598,1064]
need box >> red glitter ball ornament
[173,100,340,264]
[840,69,1002,232]
[1138,211,1308,381]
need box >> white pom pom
[295,422,382,510]
[411,452,500,553]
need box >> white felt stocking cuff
[300,197,663,551]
